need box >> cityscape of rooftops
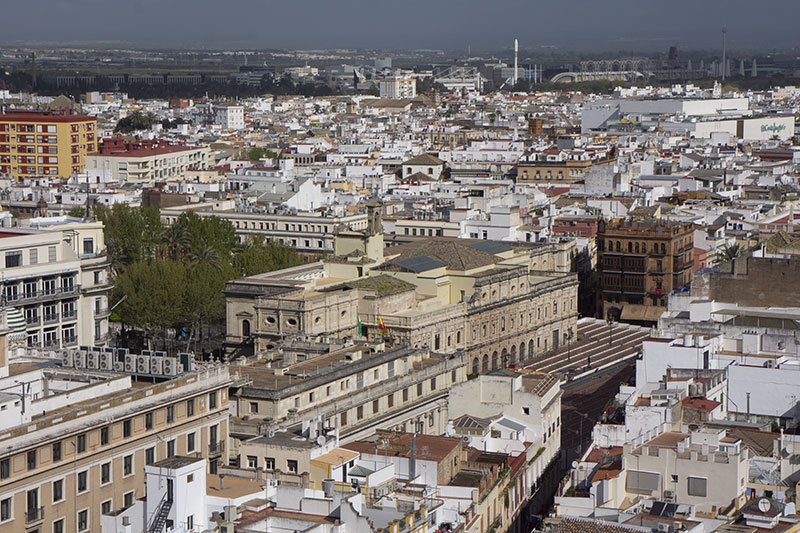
[1,3,800,533]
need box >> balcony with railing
[673,244,693,256]
[63,335,78,346]
[621,285,646,295]
[62,309,77,321]
[43,337,60,348]
[10,285,80,305]
[209,441,225,456]
[26,507,44,524]
[43,313,59,325]
[26,315,41,326]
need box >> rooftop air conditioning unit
[125,354,137,373]
[74,350,87,369]
[113,361,125,372]
[86,351,98,369]
[150,356,163,375]
[663,490,675,502]
[99,352,113,370]
[61,351,74,368]
[163,357,179,376]
[137,355,151,374]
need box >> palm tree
[714,243,742,265]
[188,243,221,270]
[162,224,190,261]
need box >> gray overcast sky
[3,0,800,51]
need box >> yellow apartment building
[0,110,98,180]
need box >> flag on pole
[378,314,386,332]
[357,314,363,337]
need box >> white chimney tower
[513,39,519,87]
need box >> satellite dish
[758,498,771,513]
[571,461,579,469]
[316,435,327,446]
[462,436,471,444]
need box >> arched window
[510,345,517,365]
[472,358,479,376]
[529,339,535,356]
[241,319,250,337]
[519,342,526,361]
[491,351,499,370]
[501,348,508,367]
[482,355,489,373]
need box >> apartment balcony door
[27,489,38,513]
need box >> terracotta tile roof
[728,428,778,457]
[0,110,95,123]
[342,433,460,462]
[548,517,649,532]
[641,432,689,450]
[383,238,499,271]
[585,446,623,464]
[403,153,445,166]
[681,397,721,412]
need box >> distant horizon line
[0,42,796,56]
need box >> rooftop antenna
[721,26,728,82]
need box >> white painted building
[214,104,245,130]
[379,76,416,99]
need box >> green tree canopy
[245,146,280,163]
[102,206,304,351]
[67,206,86,218]
[714,243,744,266]
[172,211,238,261]
[113,260,186,338]
[96,204,163,273]
[233,236,304,277]
[114,110,157,134]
